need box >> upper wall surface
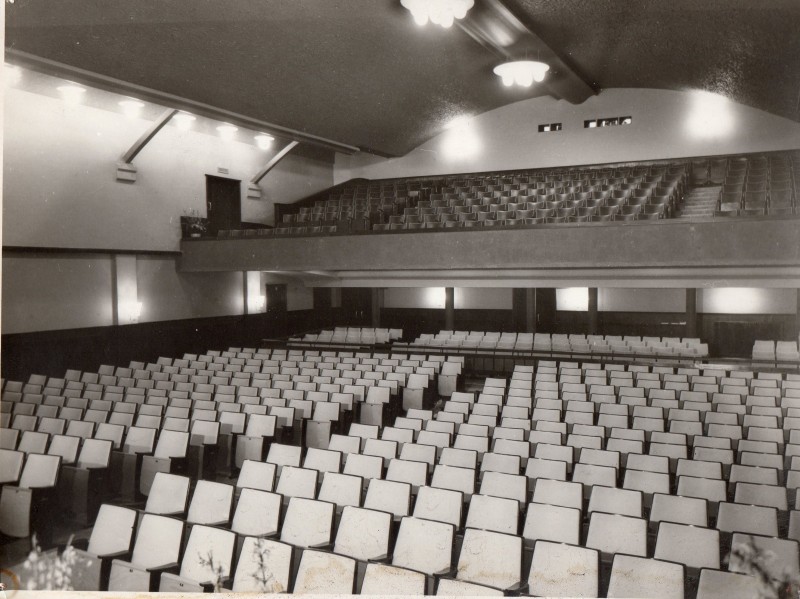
[2,70,334,252]
[334,88,800,183]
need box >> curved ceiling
[6,0,800,156]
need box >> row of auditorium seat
[753,340,800,363]
[296,327,403,345]
[47,358,800,596]
[715,153,798,217]
[407,330,710,359]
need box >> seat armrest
[97,549,132,560]
[308,541,334,551]
[146,562,180,574]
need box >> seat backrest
[245,414,276,437]
[18,431,49,454]
[236,460,276,492]
[47,434,80,464]
[0,449,24,484]
[131,514,184,569]
[456,528,521,591]
[480,471,527,504]
[392,516,454,576]
[153,429,189,459]
[465,494,519,535]
[275,466,318,500]
[586,512,648,558]
[303,448,342,474]
[266,443,302,469]
[293,549,356,594]
[123,426,156,454]
[412,485,462,527]
[528,540,598,598]
[232,537,292,592]
[88,504,137,555]
[363,478,411,519]
[343,453,383,481]
[606,554,684,599]
[431,464,475,496]
[317,472,363,510]
[178,524,236,583]
[280,497,334,548]
[19,453,61,488]
[77,439,113,468]
[145,472,190,515]
[231,488,282,537]
[334,505,392,561]
[187,480,234,525]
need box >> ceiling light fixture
[217,124,238,141]
[172,112,196,130]
[493,60,550,87]
[254,133,274,150]
[56,83,87,105]
[400,0,474,28]
[119,99,145,119]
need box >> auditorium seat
[527,541,599,598]
[606,554,685,599]
[107,514,185,592]
[159,524,236,592]
[231,537,292,592]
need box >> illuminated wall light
[686,90,734,139]
[120,300,143,323]
[423,287,447,309]
[118,99,145,119]
[248,294,267,313]
[217,123,238,141]
[701,288,783,315]
[556,287,589,311]
[57,83,87,106]
[441,116,480,160]
[172,112,196,130]
[254,133,274,150]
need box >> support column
[588,288,598,335]
[525,288,537,334]
[686,288,698,338]
[371,288,383,328]
[445,287,455,330]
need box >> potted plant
[181,208,208,238]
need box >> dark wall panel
[1,311,317,381]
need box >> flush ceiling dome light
[173,112,196,130]
[400,0,474,28]
[493,60,550,87]
[118,99,145,119]
[56,83,87,105]
[216,123,238,141]
[254,133,274,150]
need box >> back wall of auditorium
[3,66,800,378]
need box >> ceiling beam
[251,142,300,185]
[121,108,178,163]
[6,49,361,155]
[457,0,596,104]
